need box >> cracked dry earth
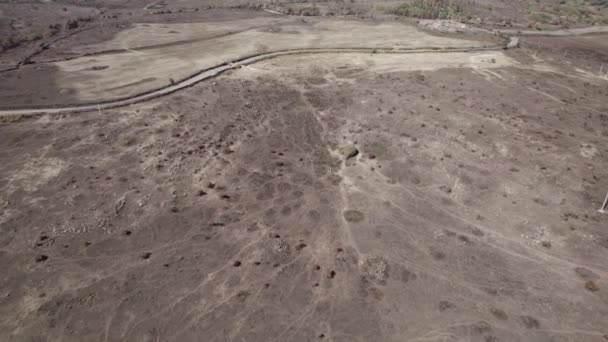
[1,48,608,341]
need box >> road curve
[497,25,608,37]
[0,45,505,117]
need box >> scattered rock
[35,235,55,248]
[114,196,127,215]
[236,290,249,301]
[89,65,109,71]
[439,185,452,194]
[418,20,470,33]
[399,268,416,283]
[575,267,599,280]
[337,144,359,160]
[471,227,484,237]
[470,321,492,334]
[431,250,446,260]
[35,255,48,263]
[585,280,599,292]
[141,252,152,260]
[520,315,540,329]
[506,36,520,49]
[490,308,508,320]
[458,235,470,244]
[438,300,454,312]
[343,209,365,223]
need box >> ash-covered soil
[1,31,607,341]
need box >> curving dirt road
[4,24,606,118]
[0,45,506,117]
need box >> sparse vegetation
[589,0,608,7]
[66,19,79,30]
[273,4,322,16]
[1,37,23,52]
[528,0,608,25]
[384,0,464,19]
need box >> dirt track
[2,15,606,112]
[0,45,507,116]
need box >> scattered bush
[66,19,79,30]
[1,37,20,51]
[589,0,608,7]
[384,0,464,19]
[528,0,608,25]
[276,5,322,16]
